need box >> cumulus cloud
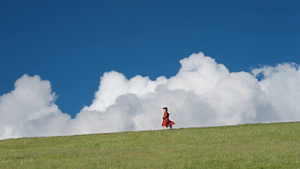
[0,75,71,139]
[1,52,300,139]
[252,63,300,122]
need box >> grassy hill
[1,122,300,168]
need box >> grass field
[1,122,300,168]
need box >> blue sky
[1,0,300,118]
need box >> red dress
[162,111,175,127]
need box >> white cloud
[1,52,300,139]
[0,75,71,139]
[83,71,167,112]
[252,63,300,122]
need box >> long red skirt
[162,118,175,127]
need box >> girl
[162,107,175,130]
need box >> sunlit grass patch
[1,122,300,168]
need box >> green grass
[1,122,300,168]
